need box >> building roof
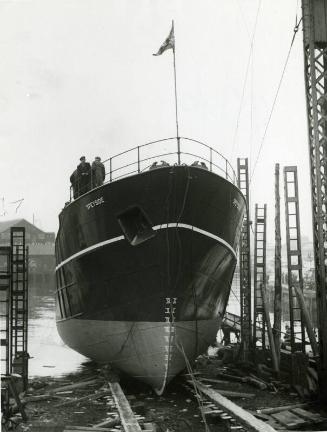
[0,218,52,235]
[0,219,24,233]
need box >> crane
[302,0,327,401]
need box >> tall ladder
[302,0,327,400]
[10,227,28,390]
[273,163,282,365]
[237,158,252,358]
[283,166,306,354]
[253,204,267,351]
[0,247,12,376]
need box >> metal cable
[250,16,303,183]
[175,342,210,432]
[231,0,262,161]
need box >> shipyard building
[0,219,55,288]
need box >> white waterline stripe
[56,235,125,271]
[152,223,236,258]
[56,223,236,271]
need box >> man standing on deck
[70,169,78,199]
[92,156,106,187]
[77,156,91,195]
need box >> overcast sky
[0,0,312,243]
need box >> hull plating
[55,166,245,391]
[57,318,221,394]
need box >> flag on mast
[153,23,175,56]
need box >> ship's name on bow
[86,197,104,210]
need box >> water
[28,285,87,377]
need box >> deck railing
[70,137,237,201]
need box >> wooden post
[273,163,282,364]
[3,376,27,421]
[261,285,279,373]
[293,284,319,356]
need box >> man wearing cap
[91,156,106,187]
[70,169,78,199]
[77,156,91,195]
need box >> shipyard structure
[0,219,55,289]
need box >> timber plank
[258,403,312,415]
[211,389,255,398]
[92,417,120,428]
[23,394,62,403]
[187,381,254,398]
[247,410,270,421]
[109,382,142,432]
[49,379,102,394]
[266,420,285,430]
[271,411,308,430]
[291,407,325,423]
[54,390,111,408]
[194,380,277,432]
[199,377,236,386]
[143,423,157,432]
[63,427,111,431]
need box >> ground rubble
[2,346,327,432]
[192,345,327,431]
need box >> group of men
[70,156,106,199]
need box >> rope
[230,286,241,304]
[173,166,191,292]
[173,166,200,353]
[250,16,303,183]
[176,342,210,432]
[164,167,175,289]
[116,322,136,356]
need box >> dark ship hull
[55,163,245,394]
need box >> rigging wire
[173,165,191,289]
[295,0,300,24]
[248,41,254,219]
[173,166,200,353]
[176,342,210,432]
[230,286,241,305]
[164,166,175,290]
[250,16,303,183]
[235,0,250,39]
[231,0,262,161]
[116,322,136,356]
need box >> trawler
[55,137,245,394]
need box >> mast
[172,20,180,164]
[153,20,180,163]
